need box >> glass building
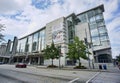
[1,4,112,68]
[66,5,112,66]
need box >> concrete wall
[75,22,91,43]
[75,22,94,67]
[44,17,68,66]
[0,43,7,56]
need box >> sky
[0,0,120,58]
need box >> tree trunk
[78,58,81,67]
[52,59,53,66]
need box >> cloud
[0,0,120,58]
[0,0,29,15]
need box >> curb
[36,66,109,72]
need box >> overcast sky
[0,0,120,58]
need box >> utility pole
[58,45,61,69]
[84,29,91,69]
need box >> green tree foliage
[42,42,59,66]
[0,24,5,42]
[116,54,120,62]
[66,36,90,66]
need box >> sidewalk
[87,67,120,83]
[0,64,119,83]
[0,64,97,82]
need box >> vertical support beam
[17,57,19,62]
[38,56,40,65]
[96,56,98,63]
[29,57,31,65]
[22,58,24,63]
[2,58,5,63]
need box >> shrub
[47,65,58,68]
[74,66,87,69]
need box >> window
[28,35,32,52]
[32,32,39,51]
[100,35,108,41]
[10,42,13,53]
[89,16,96,23]
[67,20,72,26]
[88,10,95,18]
[96,14,103,20]
[40,30,45,51]
[90,24,97,30]
[92,36,100,46]
[25,44,29,52]
[32,42,37,51]
[91,29,99,37]
[20,38,27,53]
[77,14,87,23]
[97,21,105,27]
[17,41,21,53]
[95,8,102,15]
[98,26,107,34]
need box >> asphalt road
[0,74,24,83]
[0,68,69,83]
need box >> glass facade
[32,32,39,52]
[74,7,110,47]
[87,8,109,46]
[66,14,75,43]
[66,5,112,63]
[77,13,87,23]
[10,42,13,54]
[17,28,46,54]
[19,38,27,53]
[11,5,111,65]
[40,29,45,50]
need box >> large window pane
[90,24,97,30]
[96,14,103,20]
[88,10,95,18]
[92,36,100,46]
[77,14,87,23]
[91,29,99,37]
[89,16,96,23]
[32,32,39,51]
[38,29,45,51]
[98,26,107,34]
[95,8,102,14]
[28,36,32,52]
[20,38,27,53]
[97,21,105,27]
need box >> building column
[29,57,31,65]
[38,56,40,65]
[22,58,24,63]
[2,58,5,63]
[17,57,19,62]
[95,56,98,63]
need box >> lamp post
[58,45,61,69]
[84,38,91,69]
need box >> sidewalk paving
[0,64,97,82]
[87,67,120,83]
[0,64,120,83]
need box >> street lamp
[84,38,91,69]
[58,45,61,69]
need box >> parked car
[15,63,27,68]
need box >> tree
[66,36,90,67]
[42,42,59,66]
[0,23,5,42]
[116,54,120,62]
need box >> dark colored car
[15,63,27,68]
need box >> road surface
[0,68,69,83]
